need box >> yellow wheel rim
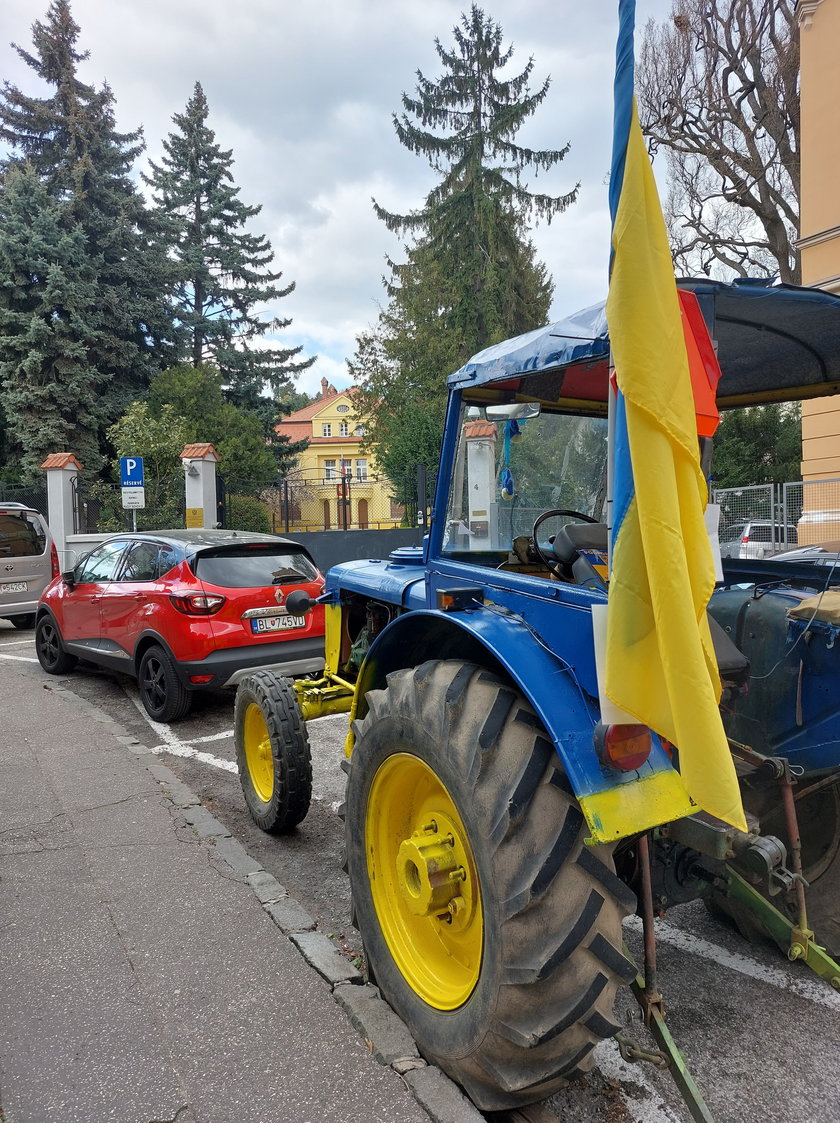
[366,753,483,1010]
[243,702,274,803]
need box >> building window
[355,459,368,481]
[321,423,331,437]
[354,424,365,437]
[339,421,349,437]
[324,459,336,482]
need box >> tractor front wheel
[345,660,636,1112]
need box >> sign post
[120,456,145,531]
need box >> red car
[35,529,325,721]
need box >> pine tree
[353,4,573,485]
[0,1,176,479]
[144,83,313,415]
[0,163,106,478]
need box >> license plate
[1,581,27,595]
[251,614,305,634]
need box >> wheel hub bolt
[397,825,459,917]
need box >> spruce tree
[144,83,313,416]
[354,4,574,484]
[0,164,104,477]
[0,1,176,477]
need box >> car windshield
[0,510,46,557]
[193,547,319,588]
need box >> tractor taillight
[169,592,226,615]
[595,723,652,772]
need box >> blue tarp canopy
[449,279,840,408]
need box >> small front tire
[138,644,192,723]
[11,613,36,630]
[234,671,312,833]
[35,615,77,675]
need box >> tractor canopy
[449,278,840,411]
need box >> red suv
[35,530,325,721]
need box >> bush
[227,494,272,533]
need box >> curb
[46,684,486,1123]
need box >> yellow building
[798,0,840,538]
[275,378,402,530]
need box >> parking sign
[120,456,144,488]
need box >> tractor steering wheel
[532,509,599,572]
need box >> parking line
[0,653,39,663]
[625,915,840,1011]
[123,685,237,774]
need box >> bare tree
[638,0,799,283]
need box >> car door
[98,539,166,659]
[60,539,130,651]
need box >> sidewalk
[0,660,479,1123]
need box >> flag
[604,0,746,832]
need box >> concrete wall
[288,527,425,574]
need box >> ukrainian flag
[604,0,746,832]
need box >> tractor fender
[356,608,692,843]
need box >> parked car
[719,519,798,559]
[773,541,840,567]
[0,502,60,629]
[35,529,326,721]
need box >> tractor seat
[554,522,750,690]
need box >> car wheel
[35,615,77,675]
[11,613,36,630]
[234,671,312,833]
[138,644,192,723]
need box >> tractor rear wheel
[345,660,636,1112]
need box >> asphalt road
[3,618,839,1123]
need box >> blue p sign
[120,456,144,487]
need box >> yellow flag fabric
[604,101,746,832]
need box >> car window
[748,525,773,542]
[75,540,129,583]
[0,510,46,557]
[157,544,179,578]
[192,547,319,588]
[118,541,161,582]
[720,524,745,543]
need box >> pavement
[0,658,484,1123]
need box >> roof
[450,279,840,408]
[40,453,83,470]
[278,387,360,425]
[99,529,308,552]
[180,443,220,461]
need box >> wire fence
[714,479,840,557]
[0,479,48,516]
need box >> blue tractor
[234,278,840,1112]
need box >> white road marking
[594,1040,685,1123]
[625,915,840,1012]
[0,652,39,663]
[123,685,237,774]
[0,639,37,647]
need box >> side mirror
[284,589,315,616]
[62,570,76,588]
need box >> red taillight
[596,723,652,772]
[741,535,749,545]
[50,542,60,579]
[169,592,226,615]
[189,674,215,684]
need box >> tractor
[234,277,840,1113]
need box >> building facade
[798,0,840,539]
[275,379,402,531]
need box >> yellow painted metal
[324,603,343,675]
[580,769,696,843]
[242,702,274,803]
[366,753,483,1009]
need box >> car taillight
[50,542,60,579]
[741,534,749,544]
[595,723,652,772]
[169,592,226,615]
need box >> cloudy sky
[2,0,670,397]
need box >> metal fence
[73,477,185,534]
[0,479,48,515]
[219,465,437,535]
[714,478,840,556]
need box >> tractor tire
[35,614,77,675]
[235,671,312,833]
[345,660,637,1112]
[710,781,840,958]
[138,644,192,723]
